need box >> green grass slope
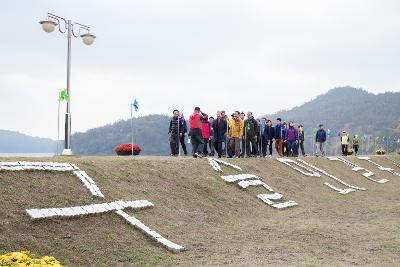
[0,156,399,266]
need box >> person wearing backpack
[244,112,259,157]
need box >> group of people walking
[168,107,361,158]
[169,107,310,158]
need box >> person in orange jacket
[229,111,244,158]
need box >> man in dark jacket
[315,123,327,156]
[211,111,228,158]
[265,119,275,157]
[179,112,188,156]
[168,109,182,156]
[244,112,259,157]
[261,119,275,157]
[274,118,284,157]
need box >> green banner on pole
[59,89,69,102]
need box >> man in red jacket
[189,107,208,158]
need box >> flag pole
[57,93,60,156]
[131,103,134,156]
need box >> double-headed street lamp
[39,13,96,155]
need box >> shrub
[0,251,64,266]
[115,144,142,156]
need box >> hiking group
[168,107,359,158]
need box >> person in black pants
[297,124,306,156]
[259,118,267,156]
[168,110,181,156]
[244,112,259,157]
[263,119,275,157]
[189,107,208,158]
[211,111,228,158]
[282,122,288,156]
[178,111,188,156]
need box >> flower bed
[376,149,385,155]
[115,144,142,156]
[0,251,64,266]
[347,148,354,155]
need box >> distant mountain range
[0,130,57,153]
[1,87,399,155]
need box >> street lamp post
[39,13,96,155]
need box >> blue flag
[132,99,139,112]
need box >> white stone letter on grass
[0,161,104,197]
[0,161,185,253]
[297,159,365,193]
[357,156,400,177]
[26,200,185,253]
[276,158,321,177]
[214,162,298,209]
[327,157,389,184]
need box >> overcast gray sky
[1,0,399,139]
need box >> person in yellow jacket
[228,111,244,157]
[341,130,350,156]
[352,135,360,156]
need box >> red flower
[115,144,142,155]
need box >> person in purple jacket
[286,121,298,157]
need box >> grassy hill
[1,155,400,266]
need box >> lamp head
[39,20,57,33]
[81,33,96,45]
